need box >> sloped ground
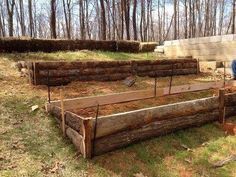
[0,52,235,177]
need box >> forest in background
[1,0,236,43]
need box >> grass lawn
[0,51,235,177]
[0,50,157,62]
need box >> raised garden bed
[46,80,236,158]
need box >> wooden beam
[94,110,219,155]
[47,105,85,135]
[219,89,225,124]
[46,80,236,111]
[225,92,236,106]
[94,96,219,138]
[60,88,66,137]
[66,127,84,153]
[82,118,93,159]
[51,107,84,155]
[47,89,155,110]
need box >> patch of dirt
[73,89,216,118]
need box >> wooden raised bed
[46,80,236,158]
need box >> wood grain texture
[47,105,84,135]
[95,96,219,138]
[48,80,226,111]
[94,111,219,155]
[82,118,93,158]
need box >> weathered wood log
[50,106,84,154]
[34,59,197,71]
[94,110,219,155]
[38,73,131,85]
[47,89,154,111]
[66,126,84,153]
[36,61,132,70]
[38,67,132,78]
[82,118,93,158]
[137,68,197,77]
[225,106,236,117]
[37,77,72,86]
[219,89,225,123]
[48,81,226,111]
[48,105,84,135]
[136,63,197,72]
[94,97,219,138]
[225,92,236,106]
[135,59,197,66]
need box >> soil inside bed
[71,89,218,118]
[44,72,233,117]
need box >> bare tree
[0,1,6,37]
[15,0,26,36]
[100,0,106,40]
[133,0,137,40]
[173,0,177,39]
[50,0,57,39]
[5,0,15,37]
[124,0,130,40]
[28,0,34,37]
[232,0,236,34]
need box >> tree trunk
[133,0,137,40]
[100,0,106,40]
[50,0,57,39]
[19,0,25,36]
[6,0,15,37]
[124,0,130,40]
[232,0,236,34]
[28,0,34,37]
[173,0,177,39]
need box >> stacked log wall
[0,38,157,53]
[29,59,198,85]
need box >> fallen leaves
[41,160,65,175]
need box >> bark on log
[94,110,219,155]
[136,63,197,72]
[66,126,84,153]
[38,66,132,78]
[225,106,236,117]
[36,61,131,70]
[49,105,84,135]
[38,73,131,85]
[225,93,236,106]
[38,77,72,86]
[137,68,197,77]
[95,97,219,138]
[135,59,197,66]
[50,106,84,154]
